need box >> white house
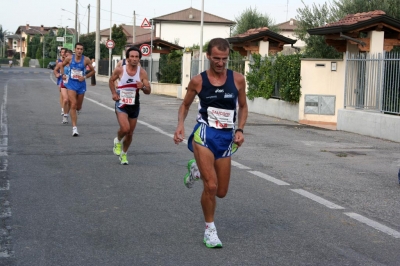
[151,7,235,47]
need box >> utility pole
[199,0,204,72]
[75,0,78,44]
[133,11,136,44]
[108,0,112,77]
[95,0,100,81]
[88,4,90,34]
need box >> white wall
[280,30,306,47]
[299,59,345,124]
[155,22,231,47]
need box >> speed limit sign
[106,39,115,49]
[140,44,151,56]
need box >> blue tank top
[67,55,86,90]
[62,65,71,87]
[197,70,238,128]
[56,59,63,85]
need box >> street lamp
[29,28,45,68]
[62,8,79,43]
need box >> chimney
[289,19,294,26]
[26,24,29,30]
[41,25,44,31]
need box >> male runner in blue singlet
[173,38,248,248]
[60,43,95,136]
[108,46,151,165]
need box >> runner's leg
[67,90,78,127]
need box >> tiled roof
[152,7,235,24]
[324,10,386,27]
[275,19,298,31]
[100,25,151,43]
[227,27,296,44]
[233,27,270,38]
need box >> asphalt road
[0,67,399,266]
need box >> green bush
[246,53,302,104]
[23,57,31,67]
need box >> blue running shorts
[188,122,238,159]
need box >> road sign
[140,44,151,56]
[56,37,64,42]
[141,18,151,28]
[106,39,115,49]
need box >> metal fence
[98,58,161,82]
[190,56,246,78]
[344,52,400,115]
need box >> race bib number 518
[207,107,234,129]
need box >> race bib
[64,74,69,84]
[71,69,83,79]
[207,107,234,129]
[119,89,136,105]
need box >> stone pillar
[244,59,250,93]
[179,51,192,99]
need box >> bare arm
[173,74,201,144]
[60,56,71,77]
[233,72,248,147]
[53,62,62,78]
[109,66,122,101]
[137,68,151,95]
[84,57,95,79]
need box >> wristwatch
[141,85,147,91]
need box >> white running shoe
[72,127,79,137]
[62,116,68,124]
[203,227,222,248]
[184,159,200,188]
[61,108,64,116]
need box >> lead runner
[173,38,248,248]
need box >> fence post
[244,59,250,93]
[179,51,192,99]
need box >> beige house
[6,24,75,62]
[275,18,306,54]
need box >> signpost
[140,44,151,56]
[141,18,151,29]
[106,39,115,49]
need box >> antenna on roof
[286,0,289,21]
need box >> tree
[28,35,41,59]
[296,0,400,58]
[332,0,400,20]
[111,24,127,57]
[233,6,279,36]
[79,32,109,59]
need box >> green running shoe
[203,227,222,248]
[113,137,122,156]
[184,159,200,188]
[119,153,128,165]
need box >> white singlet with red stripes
[117,65,141,91]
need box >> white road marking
[344,212,400,238]
[231,161,251,169]
[249,171,290,185]
[85,92,400,239]
[291,189,345,209]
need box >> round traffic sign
[106,39,115,49]
[140,44,151,56]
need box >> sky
[0,0,328,34]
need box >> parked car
[47,61,56,70]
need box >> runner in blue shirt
[60,43,95,136]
